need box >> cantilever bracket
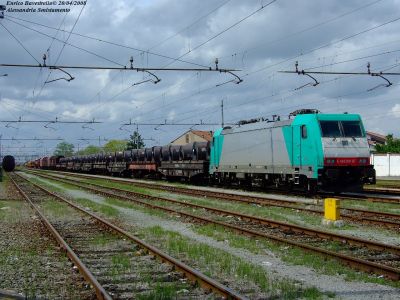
[119,124,131,132]
[216,70,243,87]
[5,123,18,129]
[372,73,392,87]
[143,70,161,84]
[224,70,243,84]
[44,122,56,131]
[82,124,94,131]
[294,72,319,90]
[46,67,75,83]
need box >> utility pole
[136,124,139,150]
[221,99,224,128]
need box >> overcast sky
[1,0,400,159]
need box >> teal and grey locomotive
[30,110,376,192]
[210,110,375,191]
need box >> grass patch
[192,222,400,288]
[137,283,185,300]
[74,197,119,217]
[370,180,400,188]
[141,225,324,299]
[342,199,400,214]
[90,233,118,246]
[107,253,131,277]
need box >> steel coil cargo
[153,146,162,162]
[161,145,171,161]
[132,149,139,161]
[145,148,153,162]
[2,155,15,172]
[138,149,146,161]
[194,142,209,160]
[181,143,194,160]
[170,145,182,161]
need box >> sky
[1,0,400,160]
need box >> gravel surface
[0,200,95,299]
[0,173,19,200]
[24,173,400,299]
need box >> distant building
[170,130,213,145]
[366,131,387,151]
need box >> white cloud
[391,104,400,118]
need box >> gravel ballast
[23,173,400,299]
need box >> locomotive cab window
[319,121,341,137]
[301,125,307,138]
[341,121,363,137]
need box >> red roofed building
[170,130,213,145]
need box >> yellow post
[324,198,340,221]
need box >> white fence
[371,153,400,177]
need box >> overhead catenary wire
[117,0,389,119]
[161,0,278,69]
[279,61,400,89]
[5,14,210,69]
[83,1,234,119]
[147,0,233,51]
[120,10,400,125]
[218,0,384,61]
[0,119,101,124]
[72,0,277,123]
[4,17,124,67]
[34,3,87,102]
[0,138,64,141]
[0,22,40,64]
[244,14,400,78]
[0,63,241,78]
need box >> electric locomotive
[209,109,375,192]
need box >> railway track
[29,170,400,230]
[363,187,400,196]
[10,172,246,300]
[25,170,400,280]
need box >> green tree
[126,131,145,150]
[375,134,400,153]
[54,142,74,157]
[75,145,102,155]
[103,140,127,152]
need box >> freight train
[27,110,376,192]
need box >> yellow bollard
[324,198,340,221]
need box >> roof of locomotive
[217,113,363,136]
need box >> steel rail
[12,172,247,300]
[30,170,400,229]
[363,187,400,196]
[9,175,112,300]
[27,171,400,280]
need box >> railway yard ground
[1,169,400,299]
